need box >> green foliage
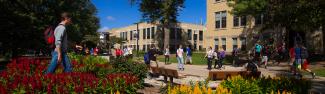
[110,57,148,87]
[0,0,99,54]
[220,76,311,94]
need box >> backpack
[44,26,55,48]
[144,52,150,64]
[247,62,258,73]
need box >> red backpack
[44,26,55,48]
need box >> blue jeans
[45,51,72,74]
[177,57,184,69]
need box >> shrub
[109,57,148,87]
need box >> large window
[187,29,192,40]
[215,11,227,29]
[130,30,133,40]
[151,27,155,39]
[255,14,264,25]
[199,30,203,41]
[233,15,247,27]
[214,38,219,50]
[194,34,197,41]
[240,38,247,51]
[142,45,146,51]
[143,29,146,39]
[222,38,226,51]
[147,28,150,39]
[232,38,238,50]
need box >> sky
[92,0,206,32]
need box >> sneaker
[312,72,316,79]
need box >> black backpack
[247,62,258,72]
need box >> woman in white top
[177,45,184,71]
[164,46,170,64]
[205,47,214,70]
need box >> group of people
[289,43,316,78]
[205,47,226,70]
[114,46,133,58]
[74,44,99,56]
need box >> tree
[0,0,99,55]
[130,0,185,49]
[228,0,325,54]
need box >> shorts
[295,59,302,69]
[302,60,309,70]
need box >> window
[194,34,197,41]
[222,38,226,51]
[170,28,175,39]
[240,38,247,51]
[143,29,146,39]
[130,30,133,40]
[232,38,238,50]
[147,45,150,51]
[187,29,192,40]
[241,16,247,26]
[199,31,203,41]
[120,32,123,39]
[151,27,155,39]
[214,38,219,50]
[147,28,150,39]
[142,45,146,51]
[233,15,247,27]
[125,32,128,40]
[215,11,227,29]
[233,16,239,27]
[255,14,264,25]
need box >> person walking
[300,45,316,78]
[123,47,129,57]
[164,46,170,64]
[232,47,239,67]
[115,48,123,58]
[261,44,269,69]
[185,45,192,64]
[289,46,295,74]
[149,45,158,67]
[205,47,214,70]
[128,46,133,58]
[294,44,303,78]
[45,12,72,74]
[254,43,262,66]
[176,45,184,71]
[217,48,226,69]
[213,48,219,69]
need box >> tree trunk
[163,25,170,49]
[323,25,325,55]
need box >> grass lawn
[313,68,325,77]
[157,53,232,65]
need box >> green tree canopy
[0,0,99,54]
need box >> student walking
[232,48,239,67]
[294,44,303,78]
[217,48,226,69]
[254,43,262,65]
[45,12,72,74]
[164,46,170,64]
[185,45,192,64]
[301,45,316,78]
[261,44,269,69]
[176,45,184,71]
[213,48,219,69]
[205,47,214,70]
[149,45,158,67]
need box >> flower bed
[0,56,141,93]
[165,75,311,94]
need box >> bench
[150,67,185,83]
[208,71,261,80]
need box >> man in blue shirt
[185,45,192,64]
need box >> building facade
[107,22,206,52]
[205,0,251,52]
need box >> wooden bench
[208,71,261,81]
[150,67,185,83]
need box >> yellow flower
[116,90,120,94]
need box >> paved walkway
[138,61,325,93]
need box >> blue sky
[92,0,206,32]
